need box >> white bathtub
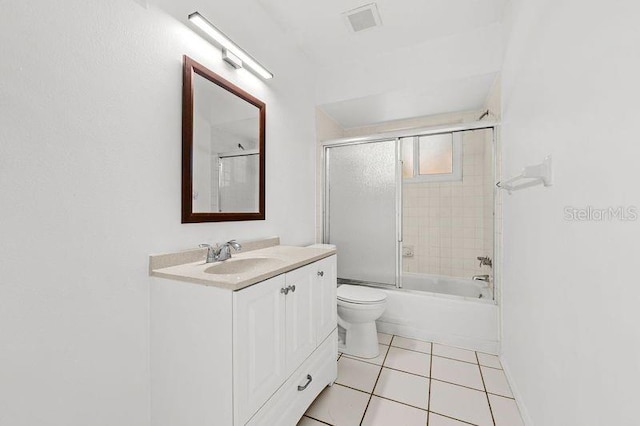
[401,272,493,300]
[374,273,499,353]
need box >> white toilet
[337,284,387,359]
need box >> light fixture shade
[188,12,274,80]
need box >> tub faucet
[199,240,242,263]
[473,274,490,282]
[477,256,492,268]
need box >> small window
[402,132,462,183]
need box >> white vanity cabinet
[151,254,337,426]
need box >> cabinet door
[233,275,287,426]
[314,255,337,344]
[284,264,317,374]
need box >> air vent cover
[343,3,382,33]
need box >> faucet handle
[227,240,242,251]
[477,256,493,268]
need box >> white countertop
[150,245,336,291]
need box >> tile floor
[300,333,524,426]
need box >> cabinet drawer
[246,329,338,426]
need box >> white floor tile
[377,332,392,345]
[336,356,382,393]
[477,352,502,369]
[361,396,428,426]
[430,380,493,426]
[383,346,431,376]
[489,394,525,426]
[481,366,513,397]
[428,412,472,425]
[297,416,328,426]
[373,367,429,409]
[391,336,431,354]
[343,344,389,366]
[304,384,370,426]
[431,356,484,391]
[432,343,478,364]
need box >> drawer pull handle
[298,374,312,391]
[317,271,324,277]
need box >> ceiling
[258,0,508,128]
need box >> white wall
[317,24,504,127]
[314,109,345,242]
[500,1,640,425]
[0,1,317,425]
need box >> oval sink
[204,257,279,275]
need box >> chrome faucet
[477,256,493,268]
[473,274,490,282]
[199,240,242,263]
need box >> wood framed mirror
[182,55,266,223]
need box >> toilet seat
[337,285,387,304]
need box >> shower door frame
[322,120,499,293]
[322,138,403,288]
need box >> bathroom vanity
[149,239,337,426]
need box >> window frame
[402,132,462,183]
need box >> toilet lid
[337,285,387,304]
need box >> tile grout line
[487,391,515,400]
[371,392,429,412]
[334,338,510,426]
[426,341,433,426]
[388,343,500,368]
[428,411,479,426]
[383,333,502,361]
[378,365,429,379]
[335,381,430,414]
[358,335,393,426]
[343,351,501,395]
[478,364,503,371]
[430,377,485,393]
[476,351,496,426]
[335,371,502,418]
[303,414,333,425]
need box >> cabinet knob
[317,271,324,277]
[280,287,289,295]
[289,285,296,293]
[297,374,313,391]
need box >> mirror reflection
[192,73,260,213]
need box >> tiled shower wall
[402,129,494,279]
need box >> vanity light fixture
[222,49,243,69]
[188,12,274,80]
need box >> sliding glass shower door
[324,140,400,286]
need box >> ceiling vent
[342,3,382,33]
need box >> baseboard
[500,357,534,426]
[376,320,499,354]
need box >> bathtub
[401,272,493,300]
[372,273,499,353]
